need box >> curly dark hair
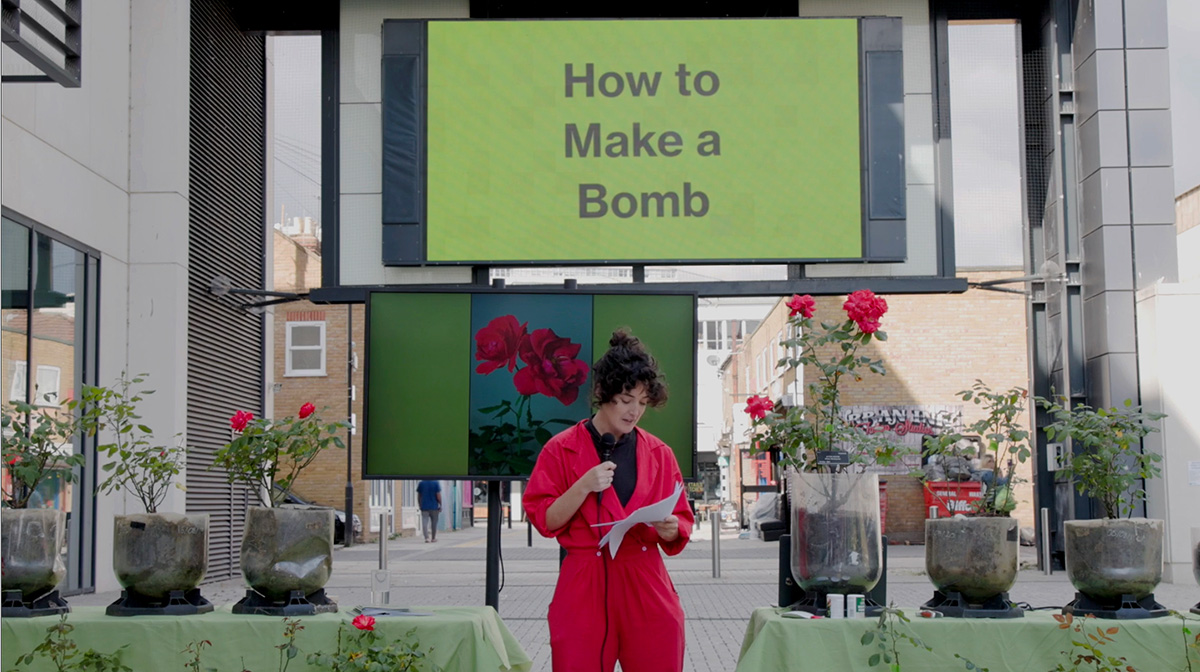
[591,330,668,408]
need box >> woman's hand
[577,461,616,493]
[652,514,679,542]
[544,462,616,531]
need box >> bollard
[711,513,721,578]
[1040,507,1052,575]
[373,512,391,604]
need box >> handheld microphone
[600,433,616,462]
[598,433,616,508]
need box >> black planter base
[232,588,338,616]
[106,588,213,617]
[922,590,1024,619]
[787,589,883,618]
[1064,592,1167,620]
[1192,602,1199,616]
[1,589,70,618]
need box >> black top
[586,419,638,507]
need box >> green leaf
[861,632,875,645]
[868,653,881,667]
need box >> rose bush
[2,396,88,509]
[214,403,346,507]
[83,373,186,514]
[307,615,432,672]
[744,290,904,472]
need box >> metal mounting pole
[485,481,502,611]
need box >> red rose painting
[470,311,590,476]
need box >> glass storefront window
[1,212,99,592]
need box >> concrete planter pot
[1,508,69,617]
[1,508,67,599]
[788,472,882,595]
[236,506,336,614]
[1065,518,1163,601]
[1191,528,1199,615]
[924,517,1020,617]
[111,513,209,603]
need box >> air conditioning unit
[779,394,800,408]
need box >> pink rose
[745,395,775,420]
[474,315,529,375]
[230,410,254,432]
[786,294,815,319]
[513,328,590,406]
[352,614,375,631]
[298,402,315,419]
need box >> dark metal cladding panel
[187,0,265,582]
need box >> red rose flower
[786,294,816,319]
[843,290,888,334]
[6,454,19,465]
[352,614,375,631]
[298,402,315,419]
[745,395,775,420]
[230,410,254,432]
[513,328,590,406]
[474,315,529,375]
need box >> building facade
[2,0,266,592]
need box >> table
[738,607,1200,671]
[1,605,531,672]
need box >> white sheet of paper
[593,482,684,558]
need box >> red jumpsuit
[524,421,694,672]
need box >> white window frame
[285,321,327,377]
[9,361,63,406]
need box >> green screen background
[366,292,696,478]
[426,19,862,263]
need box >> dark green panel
[366,293,471,476]
[592,294,696,477]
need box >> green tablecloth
[1,605,531,672]
[738,607,1200,671]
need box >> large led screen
[380,18,909,265]
[364,290,697,479]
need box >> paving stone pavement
[69,521,1200,672]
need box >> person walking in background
[417,479,442,543]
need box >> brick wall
[1177,184,1199,235]
[271,228,380,540]
[273,230,321,293]
[883,475,926,544]
[272,300,374,538]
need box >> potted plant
[214,402,346,615]
[921,381,1032,617]
[745,291,905,615]
[1039,396,1167,619]
[1192,527,1199,615]
[1,395,88,617]
[82,374,210,616]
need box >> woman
[524,330,693,672]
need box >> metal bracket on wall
[209,275,308,312]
